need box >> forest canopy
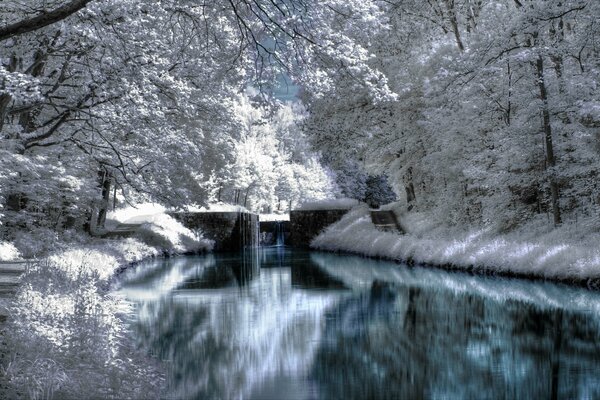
[1,0,599,236]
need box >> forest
[1,1,600,399]
[1,0,599,242]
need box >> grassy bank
[0,212,212,399]
[312,204,600,286]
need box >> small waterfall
[275,221,285,247]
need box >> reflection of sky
[118,251,342,399]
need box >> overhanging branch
[0,0,93,41]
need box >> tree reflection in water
[118,249,600,399]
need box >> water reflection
[117,249,600,399]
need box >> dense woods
[1,0,599,236]
[0,0,389,239]
[305,0,600,231]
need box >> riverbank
[0,212,212,399]
[311,204,600,287]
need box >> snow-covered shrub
[134,213,213,254]
[2,249,164,399]
[0,241,20,261]
[312,205,600,281]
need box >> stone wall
[169,212,259,252]
[289,209,349,248]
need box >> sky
[273,73,300,102]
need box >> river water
[117,247,600,399]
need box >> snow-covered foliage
[1,240,164,399]
[302,0,600,231]
[1,207,214,398]
[312,204,600,281]
[0,241,20,261]
[212,93,339,213]
[0,0,390,235]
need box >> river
[116,247,600,399]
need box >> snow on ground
[309,251,600,315]
[107,204,214,254]
[184,203,250,213]
[259,213,290,222]
[135,213,214,253]
[296,197,359,211]
[312,204,600,281]
[106,202,166,225]
[1,205,218,399]
[0,241,20,261]
[2,237,165,399]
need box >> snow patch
[107,204,214,253]
[259,213,290,222]
[296,197,359,211]
[0,241,21,261]
[107,202,166,224]
[312,205,600,281]
[135,213,214,253]
[187,203,250,212]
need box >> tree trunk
[0,55,18,134]
[404,167,416,210]
[506,60,512,126]
[112,185,117,211]
[535,55,561,226]
[96,170,112,229]
[243,186,251,208]
[87,169,111,234]
[443,0,465,52]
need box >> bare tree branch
[0,0,93,41]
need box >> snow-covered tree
[0,0,390,234]
[302,0,600,230]
[219,93,337,213]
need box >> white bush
[0,241,20,261]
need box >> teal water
[117,248,600,399]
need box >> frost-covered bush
[312,204,600,281]
[1,251,164,399]
[134,214,213,254]
[0,241,20,261]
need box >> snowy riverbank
[312,204,600,285]
[0,211,212,399]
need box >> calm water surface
[117,248,600,399]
